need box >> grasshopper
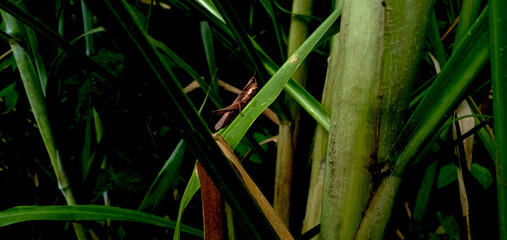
[213,76,259,131]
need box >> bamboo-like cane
[1,9,88,240]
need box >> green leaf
[0,82,18,111]
[200,21,219,95]
[467,97,496,161]
[195,0,225,23]
[174,167,201,240]
[435,212,460,239]
[471,163,493,189]
[437,164,458,189]
[81,101,93,181]
[413,161,438,221]
[0,205,203,237]
[489,0,507,238]
[139,139,186,212]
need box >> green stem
[356,7,489,239]
[321,0,382,238]
[301,31,338,238]
[1,10,87,240]
[489,0,507,238]
[81,0,95,56]
[454,0,482,50]
[377,0,433,162]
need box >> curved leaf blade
[0,205,203,237]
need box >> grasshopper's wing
[215,111,234,131]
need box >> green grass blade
[427,9,448,66]
[139,140,186,212]
[413,161,438,222]
[200,21,218,94]
[25,26,48,96]
[489,0,507,238]
[173,167,201,240]
[195,0,225,23]
[80,0,95,56]
[453,0,482,51]
[221,8,342,148]
[284,79,330,131]
[81,101,93,181]
[467,97,496,160]
[259,0,286,62]
[0,205,203,237]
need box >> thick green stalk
[286,0,313,126]
[377,0,433,162]
[1,10,87,240]
[489,0,507,238]
[320,0,383,238]
[274,121,294,225]
[356,7,489,239]
[301,32,339,239]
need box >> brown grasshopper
[213,76,259,131]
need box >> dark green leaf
[437,164,457,189]
[0,82,18,111]
[0,205,202,237]
[471,163,493,189]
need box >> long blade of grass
[195,0,225,23]
[413,161,438,221]
[221,8,342,149]
[81,100,94,181]
[489,0,507,238]
[0,205,203,237]
[200,21,218,94]
[259,0,286,62]
[139,140,186,212]
[284,79,330,131]
[427,9,448,66]
[80,0,95,56]
[467,97,496,160]
[173,167,201,240]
